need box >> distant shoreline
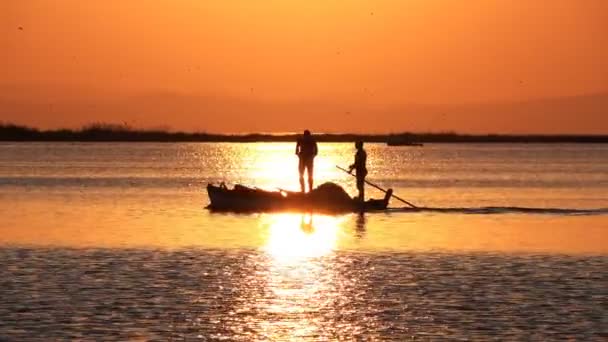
[1,123,607,143]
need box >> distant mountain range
[1,83,606,134]
[410,92,608,134]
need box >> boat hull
[206,183,391,213]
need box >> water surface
[0,143,606,340]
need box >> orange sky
[2,1,607,133]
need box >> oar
[336,165,417,208]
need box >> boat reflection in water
[226,213,374,340]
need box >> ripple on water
[0,248,606,340]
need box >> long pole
[336,165,417,208]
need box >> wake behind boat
[206,182,392,213]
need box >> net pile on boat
[309,182,354,206]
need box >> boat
[206,182,392,213]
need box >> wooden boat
[206,182,392,213]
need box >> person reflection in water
[355,213,367,238]
[295,130,318,193]
[300,213,314,233]
[348,140,368,203]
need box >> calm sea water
[0,142,607,340]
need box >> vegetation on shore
[1,123,607,143]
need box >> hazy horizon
[2,86,606,134]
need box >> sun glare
[246,143,344,191]
[263,213,344,262]
[253,213,347,339]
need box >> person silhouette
[348,140,368,203]
[295,130,318,192]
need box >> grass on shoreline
[1,123,607,143]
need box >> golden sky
[2,1,607,133]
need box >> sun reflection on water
[263,213,343,262]
[234,213,352,340]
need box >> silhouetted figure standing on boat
[348,141,368,202]
[296,130,318,192]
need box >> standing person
[348,140,367,202]
[295,130,318,192]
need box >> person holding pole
[348,140,368,203]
